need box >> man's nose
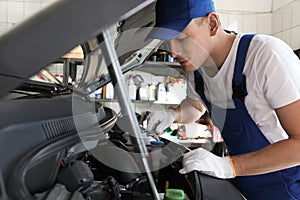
[170,51,178,58]
[168,40,181,58]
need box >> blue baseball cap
[148,0,216,40]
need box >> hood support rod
[102,29,159,200]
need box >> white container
[139,85,149,101]
[157,82,166,102]
[128,84,137,100]
[148,82,157,101]
[128,75,137,100]
[105,83,114,99]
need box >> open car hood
[0,0,157,99]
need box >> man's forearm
[173,98,206,124]
[232,138,300,176]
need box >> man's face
[167,19,212,72]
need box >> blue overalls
[194,34,300,200]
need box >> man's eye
[178,37,188,42]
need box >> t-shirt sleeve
[255,37,300,109]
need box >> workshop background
[0,0,299,50]
[1,0,299,126]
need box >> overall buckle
[232,75,247,102]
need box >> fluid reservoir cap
[165,189,185,200]
[150,141,165,146]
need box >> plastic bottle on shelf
[157,50,168,62]
[102,85,106,99]
[166,83,172,102]
[148,82,157,101]
[105,82,114,99]
[168,54,174,62]
[139,84,149,101]
[128,74,137,100]
[157,82,166,102]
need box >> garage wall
[214,0,272,34]
[0,0,300,50]
[0,0,56,35]
[1,0,272,36]
[214,0,300,50]
[272,0,300,50]
[192,0,299,51]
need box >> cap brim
[146,19,191,40]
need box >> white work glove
[179,148,236,179]
[147,109,176,134]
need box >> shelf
[144,61,182,68]
[94,99,154,103]
[93,98,179,105]
[133,100,155,103]
[153,100,179,105]
[137,61,185,79]
[93,99,117,102]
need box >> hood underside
[0,0,157,98]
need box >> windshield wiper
[18,81,72,95]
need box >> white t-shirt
[187,33,300,144]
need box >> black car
[0,1,245,199]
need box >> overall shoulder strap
[232,34,255,102]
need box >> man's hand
[147,109,177,134]
[179,148,236,179]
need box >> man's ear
[207,13,219,36]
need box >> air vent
[42,118,77,140]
